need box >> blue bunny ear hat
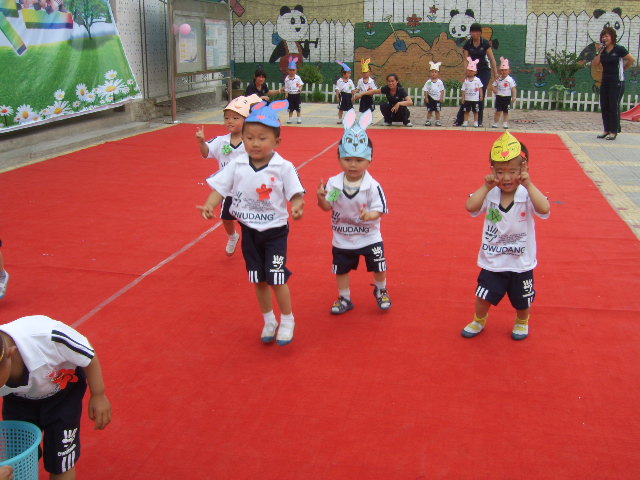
[338,109,373,161]
[245,100,289,128]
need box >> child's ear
[274,136,282,148]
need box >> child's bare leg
[435,111,440,120]
[222,219,236,236]
[255,282,273,313]
[463,111,469,123]
[337,273,350,292]
[503,111,509,126]
[475,297,491,318]
[494,111,501,124]
[462,296,491,337]
[51,468,76,480]
[373,271,386,283]
[272,284,292,315]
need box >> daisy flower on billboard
[96,79,125,98]
[105,70,118,80]
[86,92,96,103]
[54,89,65,100]
[73,101,81,108]
[15,104,35,123]
[48,100,72,116]
[76,83,89,100]
[121,86,130,94]
[40,107,50,117]
[127,79,134,85]
[0,105,13,116]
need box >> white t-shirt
[462,77,484,101]
[205,133,246,170]
[356,77,378,93]
[422,78,445,101]
[207,152,305,232]
[0,316,94,400]
[470,185,549,273]
[493,75,517,97]
[335,78,355,93]
[284,75,304,94]
[325,171,388,249]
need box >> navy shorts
[332,241,387,275]
[241,223,291,285]
[338,92,354,111]
[2,369,87,474]
[426,99,442,112]
[495,95,512,113]
[475,269,535,310]
[220,196,235,221]
[359,95,375,112]
[287,93,301,112]
[463,100,480,113]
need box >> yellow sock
[515,315,529,326]
[474,313,488,326]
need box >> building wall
[231,0,640,94]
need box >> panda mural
[578,8,625,92]
[269,5,319,77]
[448,9,475,47]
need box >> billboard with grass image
[0,0,140,132]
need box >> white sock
[263,311,276,326]
[280,312,295,326]
[374,280,386,290]
[339,288,351,301]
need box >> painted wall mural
[231,1,640,94]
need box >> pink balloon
[179,23,191,35]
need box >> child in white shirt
[355,58,377,113]
[492,57,517,129]
[462,132,550,341]
[283,56,304,124]
[422,61,445,126]
[461,57,484,127]
[317,108,391,314]
[335,61,355,123]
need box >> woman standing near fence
[453,23,498,127]
[592,27,635,141]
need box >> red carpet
[1,125,639,479]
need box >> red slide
[621,103,640,121]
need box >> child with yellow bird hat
[355,58,378,114]
[462,132,550,340]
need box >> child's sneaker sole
[276,323,295,346]
[511,324,529,340]
[372,286,392,310]
[331,297,354,315]
[462,321,484,338]
[261,322,278,343]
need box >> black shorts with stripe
[426,98,442,112]
[240,223,291,285]
[287,93,301,112]
[332,241,387,275]
[338,92,354,111]
[475,268,535,310]
[3,369,87,475]
[463,100,481,113]
[495,95,512,113]
[359,95,375,112]
[220,196,235,221]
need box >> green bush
[444,79,462,91]
[298,64,324,85]
[545,49,585,89]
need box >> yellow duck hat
[490,131,528,162]
[361,58,371,73]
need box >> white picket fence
[247,81,640,112]
[526,12,640,64]
[233,20,354,63]
[363,0,527,25]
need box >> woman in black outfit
[453,23,498,126]
[355,73,413,126]
[592,26,635,140]
[244,68,283,102]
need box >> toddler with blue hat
[198,100,306,346]
[283,56,304,124]
[317,108,392,315]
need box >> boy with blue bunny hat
[198,100,306,346]
[317,108,391,315]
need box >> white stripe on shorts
[476,286,488,299]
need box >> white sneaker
[225,232,240,256]
[404,122,413,127]
[286,118,293,124]
[435,120,442,126]
[261,321,278,343]
[276,321,295,346]
[503,123,509,129]
[473,121,479,127]
[462,121,468,127]
[297,117,302,124]
[0,271,8,300]
[383,122,392,126]
[492,123,499,128]
[424,120,431,126]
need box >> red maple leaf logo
[256,184,273,200]
[49,369,78,389]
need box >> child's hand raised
[484,173,499,189]
[195,126,206,143]
[291,198,305,220]
[518,161,531,187]
[360,206,373,221]
[196,204,216,220]
[317,179,327,199]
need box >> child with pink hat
[195,94,261,255]
[491,57,517,129]
[461,57,484,127]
